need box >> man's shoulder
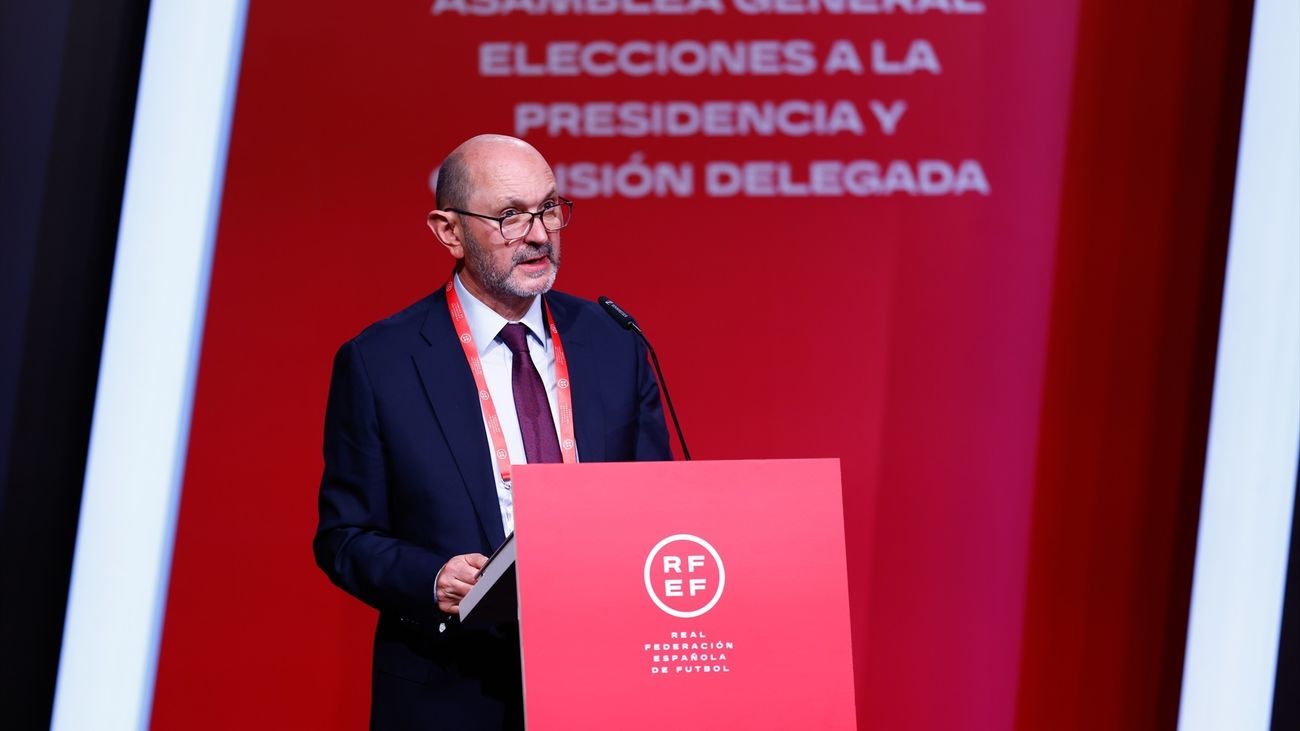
[338,287,631,352]
[346,288,447,351]
[545,289,626,340]
[543,289,595,315]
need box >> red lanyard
[445,280,577,483]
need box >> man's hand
[436,553,489,614]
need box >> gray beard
[463,229,560,300]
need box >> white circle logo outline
[643,534,726,619]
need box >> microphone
[597,295,642,335]
[598,296,691,461]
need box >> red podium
[504,458,858,730]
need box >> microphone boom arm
[598,296,691,461]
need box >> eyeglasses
[449,198,574,242]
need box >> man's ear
[427,209,465,262]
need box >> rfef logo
[644,534,725,618]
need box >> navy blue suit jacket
[314,285,670,730]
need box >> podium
[463,458,858,730]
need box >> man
[313,134,671,730]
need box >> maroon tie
[497,323,562,464]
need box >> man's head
[427,135,565,318]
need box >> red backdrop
[150,1,1250,728]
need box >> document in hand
[458,532,517,626]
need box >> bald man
[314,136,671,730]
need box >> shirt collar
[453,271,547,356]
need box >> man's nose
[521,214,550,246]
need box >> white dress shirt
[453,272,564,536]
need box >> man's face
[457,148,562,303]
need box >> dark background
[0,0,148,726]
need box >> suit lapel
[413,288,506,548]
[548,296,607,463]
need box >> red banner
[148,0,1244,728]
